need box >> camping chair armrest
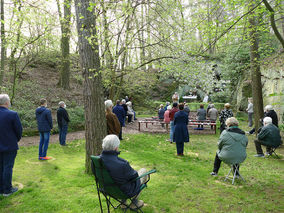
[135,169,156,181]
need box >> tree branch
[263,0,284,48]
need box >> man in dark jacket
[100,135,148,210]
[254,117,282,157]
[0,94,22,196]
[112,100,125,140]
[36,98,53,160]
[264,105,278,127]
[57,101,70,146]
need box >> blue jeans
[39,132,50,157]
[59,125,68,145]
[170,121,175,142]
[0,151,17,193]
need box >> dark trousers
[0,151,17,193]
[128,115,133,123]
[220,124,226,134]
[59,125,68,145]
[213,154,240,175]
[119,124,123,140]
[254,139,271,155]
[176,142,184,155]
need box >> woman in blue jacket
[173,104,189,156]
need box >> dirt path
[19,119,141,147]
[19,116,216,147]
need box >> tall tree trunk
[0,0,5,91]
[57,0,71,89]
[249,2,264,132]
[75,0,107,174]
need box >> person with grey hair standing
[210,117,248,176]
[57,101,70,146]
[264,105,278,127]
[0,94,22,196]
[100,134,148,209]
[254,117,282,157]
[105,100,121,136]
[36,98,53,160]
[246,98,253,127]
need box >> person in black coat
[57,101,70,146]
[264,105,278,127]
[173,104,189,156]
[0,94,22,196]
[100,135,148,209]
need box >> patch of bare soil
[19,117,215,147]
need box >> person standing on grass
[0,94,22,196]
[246,98,253,127]
[208,104,218,130]
[113,100,125,140]
[105,100,121,136]
[173,103,189,156]
[164,105,172,132]
[197,104,206,129]
[219,103,234,134]
[57,101,70,146]
[169,103,179,143]
[36,98,53,160]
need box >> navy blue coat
[173,110,189,143]
[158,108,165,119]
[0,107,22,152]
[100,150,140,198]
[36,106,53,132]
[113,104,125,126]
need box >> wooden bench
[188,120,217,134]
[138,119,216,134]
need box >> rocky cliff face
[261,53,284,123]
[235,53,284,124]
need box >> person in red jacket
[169,102,179,143]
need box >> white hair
[210,104,215,108]
[0,94,10,105]
[102,134,120,151]
[265,105,273,111]
[167,105,172,110]
[225,117,239,127]
[105,100,113,110]
[121,99,126,104]
[263,117,272,125]
[126,101,132,106]
[58,101,65,106]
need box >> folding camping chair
[224,164,245,185]
[90,155,156,213]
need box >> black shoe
[3,187,18,197]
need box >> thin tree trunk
[58,0,71,89]
[0,0,5,91]
[75,0,107,174]
[249,2,264,132]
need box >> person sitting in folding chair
[210,117,248,177]
[254,117,282,157]
[100,134,149,210]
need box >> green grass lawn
[0,129,283,212]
